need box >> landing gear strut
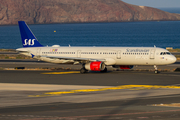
[80,64,88,74]
[154,65,159,74]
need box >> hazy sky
[122,0,180,8]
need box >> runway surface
[0,60,180,120]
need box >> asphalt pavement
[0,60,180,120]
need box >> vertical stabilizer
[18,21,43,47]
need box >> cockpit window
[166,52,171,55]
[160,52,171,55]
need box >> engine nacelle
[85,61,105,71]
[112,65,134,69]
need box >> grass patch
[175,55,180,58]
[169,48,180,52]
[0,49,16,52]
[5,56,9,59]
[0,67,4,70]
[0,54,5,57]
[0,54,32,59]
[16,55,23,59]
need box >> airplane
[16,21,177,74]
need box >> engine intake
[85,61,105,71]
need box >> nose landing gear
[154,65,159,74]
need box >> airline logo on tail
[18,21,43,47]
[23,39,35,46]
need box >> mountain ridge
[0,0,180,25]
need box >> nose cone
[169,55,177,64]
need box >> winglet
[18,21,43,47]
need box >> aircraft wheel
[154,70,159,74]
[80,68,87,74]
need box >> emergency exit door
[117,50,121,59]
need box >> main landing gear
[100,67,107,73]
[80,68,88,74]
[154,65,159,74]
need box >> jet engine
[85,61,105,71]
[112,65,134,69]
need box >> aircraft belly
[40,57,74,64]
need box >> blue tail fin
[18,21,43,47]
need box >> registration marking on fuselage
[28,85,180,97]
[41,71,80,74]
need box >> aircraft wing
[41,55,106,62]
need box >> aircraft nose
[170,56,177,64]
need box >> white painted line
[0,83,112,91]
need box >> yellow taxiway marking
[41,71,80,74]
[152,103,180,107]
[29,85,180,97]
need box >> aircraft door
[150,49,155,59]
[117,50,121,59]
[77,50,81,58]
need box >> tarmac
[0,59,180,120]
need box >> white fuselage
[17,46,177,66]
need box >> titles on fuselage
[126,49,149,53]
